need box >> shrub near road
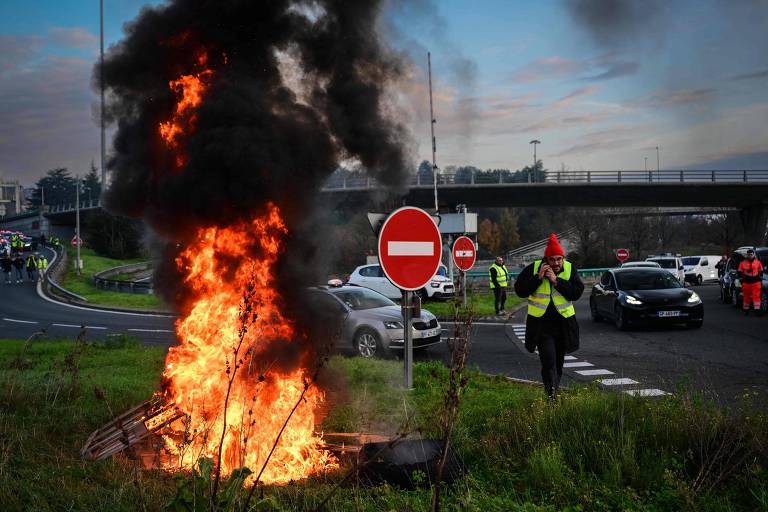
[0,339,766,511]
[59,246,166,310]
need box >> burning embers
[159,204,336,484]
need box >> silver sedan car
[307,285,443,358]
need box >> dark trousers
[537,333,566,396]
[493,286,507,313]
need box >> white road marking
[52,323,107,330]
[624,389,669,397]
[387,241,434,256]
[127,328,174,333]
[600,378,639,386]
[563,361,594,368]
[3,317,38,324]
[564,355,577,360]
[576,369,614,376]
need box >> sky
[1,0,767,187]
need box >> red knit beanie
[544,233,564,257]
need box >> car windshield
[648,259,677,269]
[681,257,700,266]
[332,287,395,310]
[617,271,683,290]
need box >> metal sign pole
[403,290,414,389]
[462,270,467,307]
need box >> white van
[681,255,720,285]
[645,256,685,284]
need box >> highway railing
[93,262,154,295]
[321,169,768,190]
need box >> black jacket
[513,260,584,353]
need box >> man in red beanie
[514,233,584,399]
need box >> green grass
[58,247,167,310]
[423,290,524,318]
[1,339,766,511]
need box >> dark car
[590,268,703,330]
[719,247,768,311]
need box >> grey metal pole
[462,271,467,307]
[644,157,648,172]
[656,146,660,182]
[403,290,414,389]
[75,175,81,276]
[428,52,438,213]
[100,0,107,193]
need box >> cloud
[729,69,768,81]
[554,137,633,157]
[509,54,638,83]
[554,86,600,107]
[628,88,716,108]
[0,34,43,72]
[49,27,98,50]
[0,36,99,183]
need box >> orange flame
[159,52,212,168]
[159,204,336,484]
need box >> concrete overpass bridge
[3,169,767,243]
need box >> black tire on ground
[687,320,703,329]
[416,288,429,301]
[590,298,602,322]
[354,328,386,359]
[696,275,703,286]
[614,304,629,331]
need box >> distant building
[0,178,24,217]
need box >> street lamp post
[529,139,541,183]
[75,176,81,276]
[656,146,660,182]
[644,157,648,172]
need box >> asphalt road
[2,269,766,406]
[429,283,768,406]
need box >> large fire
[158,205,336,484]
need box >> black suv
[719,247,768,310]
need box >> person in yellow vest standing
[36,253,48,282]
[514,233,584,399]
[489,255,510,315]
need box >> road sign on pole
[378,206,442,389]
[452,236,476,272]
[616,248,630,263]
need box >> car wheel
[416,288,429,300]
[354,328,384,358]
[590,298,602,322]
[614,304,628,331]
[696,275,703,286]
[687,320,703,329]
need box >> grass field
[58,247,167,310]
[1,338,766,511]
[423,290,524,318]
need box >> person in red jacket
[738,248,764,316]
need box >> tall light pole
[100,0,107,195]
[529,139,540,183]
[644,156,648,172]
[427,52,439,213]
[75,175,81,276]
[656,146,660,182]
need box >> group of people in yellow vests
[489,233,585,399]
[1,250,47,284]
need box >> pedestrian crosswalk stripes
[509,324,671,397]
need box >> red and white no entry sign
[616,248,630,262]
[377,206,442,291]
[452,236,476,272]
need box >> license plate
[422,328,439,338]
[658,311,681,317]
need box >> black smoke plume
[566,0,667,48]
[97,0,411,313]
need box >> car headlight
[625,295,642,305]
[384,321,403,329]
[688,292,701,303]
[430,281,440,288]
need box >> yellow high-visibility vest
[527,260,575,318]
[489,263,509,288]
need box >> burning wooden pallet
[80,397,184,462]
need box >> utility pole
[529,140,541,183]
[644,156,648,172]
[428,52,438,213]
[100,0,107,194]
[656,146,660,182]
